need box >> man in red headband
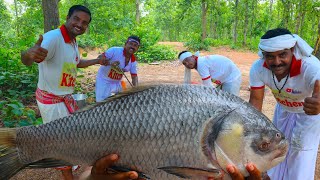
[95,35,140,102]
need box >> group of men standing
[20,4,320,180]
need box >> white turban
[180,51,200,84]
[258,34,313,60]
[179,51,193,62]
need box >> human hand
[304,80,320,115]
[97,53,109,66]
[225,163,262,180]
[110,61,120,67]
[79,154,139,180]
[27,35,48,63]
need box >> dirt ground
[11,42,319,179]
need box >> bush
[0,98,42,128]
[203,38,232,47]
[0,47,38,101]
[136,44,177,63]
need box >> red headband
[127,38,140,46]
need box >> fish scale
[0,84,288,180]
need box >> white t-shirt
[38,25,80,95]
[250,55,320,113]
[197,55,241,85]
[96,47,138,83]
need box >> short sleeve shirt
[250,55,320,113]
[37,25,80,95]
[96,47,138,83]
[197,55,241,85]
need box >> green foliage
[133,18,161,50]
[184,33,210,51]
[0,98,42,128]
[0,47,38,100]
[136,44,177,63]
[203,38,232,47]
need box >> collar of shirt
[122,49,136,62]
[60,25,76,44]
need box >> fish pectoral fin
[110,166,150,180]
[159,166,223,179]
[27,158,72,168]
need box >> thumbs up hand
[27,35,48,63]
[303,80,320,115]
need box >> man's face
[182,56,196,69]
[124,41,139,55]
[65,10,91,38]
[264,48,293,78]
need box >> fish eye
[276,133,281,138]
[259,142,270,152]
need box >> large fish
[0,84,288,179]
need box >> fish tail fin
[0,128,26,179]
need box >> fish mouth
[272,140,289,160]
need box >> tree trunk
[249,0,256,42]
[42,0,60,33]
[294,0,303,34]
[13,0,19,36]
[135,0,141,24]
[243,0,249,46]
[233,0,239,44]
[280,0,290,28]
[314,21,320,59]
[201,0,208,41]
[299,11,306,36]
[267,0,273,30]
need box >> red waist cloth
[36,88,78,113]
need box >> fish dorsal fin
[74,85,159,113]
[159,166,222,179]
[201,109,236,166]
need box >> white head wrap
[179,51,193,62]
[179,51,200,84]
[258,34,313,60]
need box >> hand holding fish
[226,163,262,180]
[304,80,320,115]
[79,154,139,180]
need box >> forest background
[0,0,320,127]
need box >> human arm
[197,61,215,88]
[79,154,139,180]
[249,88,264,111]
[202,78,215,88]
[303,80,320,115]
[21,35,48,66]
[129,59,138,86]
[77,53,110,68]
[131,75,138,86]
[248,60,266,111]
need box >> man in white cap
[249,28,320,180]
[178,51,242,96]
